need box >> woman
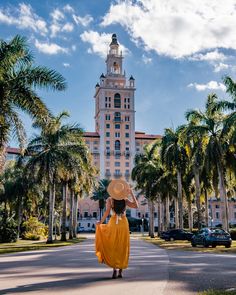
[95,179,139,279]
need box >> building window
[115,132,120,138]
[115,124,120,129]
[216,212,220,219]
[85,140,90,145]
[93,212,97,218]
[115,140,121,150]
[115,162,120,167]
[128,98,130,103]
[109,97,111,102]
[105,103,107,108]
[154,212,157,218]
[125,162,129,167]
[124,104,127,109]
[125,133,129,138]
[137,212,141,218]
[128,105,130,109]
[114,112,121,122]
[84,212,88,218]
[126,209,131,217]
[125,116,130,122]
[125,124,129,129]
[105,97,108,101]
[105,114,110,120]
[126,141,129,145]
[87,223,90,227]
[109,103,111,108]
[125,147,130,151]
[125,169,129,174]
[114,93,121,108]
[106,141,110,145]
[145,212,149,218]
[106,132,110,137]
[115,169,120,175]
[115,154,120,159]
[215,205,220,209]
[106,123,110,128]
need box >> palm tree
[161,127,188,229]
[132,144,161,238]
[25,112,89,243]
[185,94,230,231]
[0,35,67,172]
[91,179,110,220]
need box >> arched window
[114,93,121,108]
[115,140,121,150]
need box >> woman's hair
[113,199,126,215]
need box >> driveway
[0,235,235,294]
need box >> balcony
[114,172,122,178]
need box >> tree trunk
[73,193,78,238]
[61,182,68,241]
[69,189,74,239]
[17,196,23,240]
[157,197,162,236]
[175,197,179,228]
[0,145,6,174]
[165,193,170,230]
[148,199,155,238]
[194,167,202,230]
[177,170,183,229]
[204,189,209,227]
[217,164,229,232]
[47,182,55,244]
[188,199,193,231]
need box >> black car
[191,228,232,248]
[160,229,193,241]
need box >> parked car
[77,226,85,233]
[191,228,232,248]
[160,229,193,241]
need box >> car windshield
[210,229,226,234]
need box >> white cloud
[188,81,226,92]
[0,3,47,35]
[102,0,236,59]
[73,14,93,26]
[214,63,229,73]
[63,4,74,13]
[80,30,129,58]
[71,45,76,51]
[142,54,152,64]
[190,50,227,62]
[62,23,74,32]
[63,63,70,67]
[35,39,69,55]
[51,9,64,22]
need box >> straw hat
[107,179,130,200]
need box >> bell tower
[94,34,136,180]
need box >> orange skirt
[95,215,130,269]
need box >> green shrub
[0,215,18,243]
[22,217,48,240]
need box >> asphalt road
[0,235,236,295]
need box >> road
[0,235,236,295]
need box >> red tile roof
[135,131,162,140]
[83,132,100,138]
[6,147,21,154]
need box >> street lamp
[141,218,144,236]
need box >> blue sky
[1,0,236,145]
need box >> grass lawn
[142,236,236,254]
[0,237,86,255]
[199,290,236,295]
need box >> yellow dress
[95,212,130,269]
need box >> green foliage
[22,217,48,240]
[0,214,17,243]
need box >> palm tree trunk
[165,193,170,230]
[157,197,162,236]
[47,182,55,244]
[0,145,6,174]
[217,164,229,232]
[69,189,74,239]
[204,189,209,227]
[175,197,179,228]
[188,199,193,231]
[148,199,155,238]
[177,170,183,229]
[194,167,202,229]
[61,182,68,241]
[17,196,22,240]
[73,193,78,238]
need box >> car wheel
[203,240,209,248]
[212,244,216,248]
[225,244,231,248]
[170,237,175,241]
[191,242,196,247]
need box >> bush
[22,217,48,240]
[0,215,18,243]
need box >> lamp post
[141,218,144,236]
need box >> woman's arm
[97,198,111,224]
[126,188,139,209]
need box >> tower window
[106,132,110,137]
[115,140,121,150]
[115,132,120,138]
[114,93,121,108]
[114,112,121,122]
[125,116,130,122]
[105,114,110,120]
[125,133,129,138]
[106,124,110,128]
[125,124,129,129]
[115,124,120,129]
[115,162,120,167]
